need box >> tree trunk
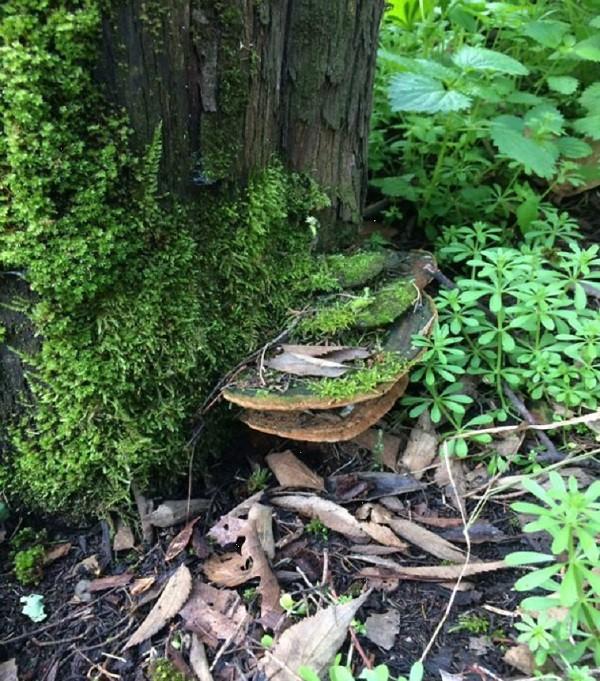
[97,0,384,233]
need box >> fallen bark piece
[43,542,72,565]
[113,522,135,552]
[180,583,247,649]
[124,564,192,649]
[270,495,368,542]
[165,517,201,562]
[148,499,210,528]
[365,609,400,650]
[401,410,437,479]
[353,429,401,471]
[190,635,214,681]
[266,451,325,491]
[261,593,368,681]
[356,559,509,581]
[203,512,282,628]
[371,505,466,563]
[0,659,17,681]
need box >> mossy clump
[312,351,408,400]
[313,251,388,290]
[10,528,48,585]
[0,3,328,514]
[149,659,187,681]
[297,278,417,337]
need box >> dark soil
[0,432,539,681]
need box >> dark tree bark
[0,0,384,441]
[97,0,384,229]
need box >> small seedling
[449,612,489,634]
[279,592,308,616]
[246,467,271,493]
[305,518,329,540]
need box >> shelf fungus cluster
[222,250,438,442]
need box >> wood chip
[260,593,368,681]
[148,499,209,528]
[401,410,437,479]
[113,521,135,552]
[43,542,72,565]
[124,564,192,649]
[130,576,156,596]
[371,505,466,563]
[266,451,325,490]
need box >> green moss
[312,351,408,400]
[13,546,46,586]
[0,3,328,515]
[297,278,417,337]
[150,660,187,681]
[310,251,387,291]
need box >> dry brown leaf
[261,593,368,681]
[190,634,214,681]
[440,521,506,544]
[207,491,265,545]
[88,572,133,592]
[133,484,154,543]
[356,558,508,581]
[266,451,325,491]
[503,644,535,675]
[434,454,467,515]
[365,610,400,651]
[0,659,17,681]
[248,503,276,560]
[266,351,349,377]
[280,344,348,357]
[43,542,72,565]
[71,554,101,577]
[130,576,156,596]
[270,495,367,542]
[401,411,437,479]
[113,521,135,552]
[124,564,192,649]
[399,512,462,529]
[371,505,465,563]
[353,429,401,471]
[180,583,247,649]
[165,516,201,562]
[203,513,281,628]
[349,545,404,556]
[360,522,408,551]
[329,471,423,502]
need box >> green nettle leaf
[378,51,456,80]
[572,115,600,140]
[490,115,558,178]
[388,73,471,114]
[556,136,593,158]
[571,35,600,61]
[452,46,529,76]
[547,75,579,95]
[521,20,570,48]
[579,82,600,113]
[376,176,417,200]
[524,104,564,136]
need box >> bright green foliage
[0,2,327,513]
[371,0,600,228]
[403,212,600,457]
[305,517,329,540]
[10,527,48,585]
[246,467,271,493]
[505,473,600,673]
[449,612,489,634]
